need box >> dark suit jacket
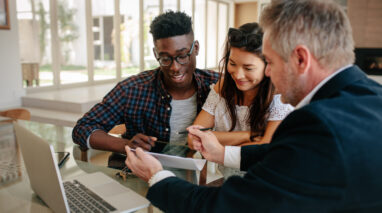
[146,66,382,212]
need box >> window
[195,0,206,68]
[163,0,177,12]
[218,3,228,62]
[17,0,231,90]
[92,1,116,81]
[180,0,192,17]
[206,1,217,68]
[17,0,53,88]
[58,0,88,84]
[120,0,140,78]
[143,0,160,70]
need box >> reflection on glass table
[0,120,201,213]
[0,121,21,186]
[72,144,198,185]
[80,132,224,186]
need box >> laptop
[13,122,150,213]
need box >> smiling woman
[0,0,10,30]
[188,22,294,180]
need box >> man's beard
[279,63,302,107]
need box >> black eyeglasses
[154,41,196,67]
[228,28,262,51]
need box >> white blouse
[202,84,294,132]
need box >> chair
[0,108,31,121]
[21,63,39,87]
[80,124,126,162]
[108,124,126,135]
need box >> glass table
[0,119,199,213]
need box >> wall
[0,0,24,109]
[347,0,382,83]
[369,76,382,84]
[234,2,258,28]
[348,0,382,48]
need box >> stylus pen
[58,153,70,168]
[177,127,213,135]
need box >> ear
[194,40,199,56]
[291,45,311,74]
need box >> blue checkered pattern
[72,68,219,150]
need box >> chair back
[108,124,126,135]
[0,108,31,121]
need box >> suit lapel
[311,65,366,102]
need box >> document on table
[148,152,206,171]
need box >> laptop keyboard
[64,180,117,213]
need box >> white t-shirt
[161,93,197,156]
[202,84,294,132]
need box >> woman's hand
[187,125,225,164]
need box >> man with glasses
[72,11,218,154]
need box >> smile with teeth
[171,73,185,81]
[235,79,248,86]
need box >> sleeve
[72,82,128,150]
[201,84,220,116]
[224,146,241,169]
[268,94,295,121]
[240,143,270,171]
[149,170,176,186]
[146,108,346,213]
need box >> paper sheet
[148,152,206,171]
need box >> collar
[295,64,353,109]
[155,68,171,101]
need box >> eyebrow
[229,58,256,67]
[157,47,189,56]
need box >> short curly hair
[150,11,193,41]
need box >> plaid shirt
[72,68,219,150]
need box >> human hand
[239,136,269,146]
[187,125,225,164]
[187,132,196,150]
[126,133,156,151]
[125,146,163,182]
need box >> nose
[265,64,271,77]
[233,68,245,79]
[169,59,181,73]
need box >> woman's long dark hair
[219,23,275,140]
